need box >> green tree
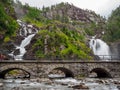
[104,6,120,42]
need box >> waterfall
[89,37,111,60]
[14,34,35,60]
[9,20,38,60]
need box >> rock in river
[71,84,89,89]
[0,83,3,87]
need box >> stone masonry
[0,60,120,78]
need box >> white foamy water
[9,20,38,60]
[54,78,81,85]
[54,78,118,90]
[1,78,119,90]
[89,37,111,60]
[14,34,35,60]
[20,34,35,48]
[48,74,65,78]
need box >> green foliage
[8,70,18,75]
[32,23,92,60]
[1,0,13,4]
[36,50,45,58]
[23,17,44,28]
[0,1,18,42]
[103,6,120,42]
[85,28,94,36]
[25,7,41,19]
[23,5,45,21]
[22,5,49,27]
[61,26,85,42]
[4,36,10,42]
[84,23,97,36]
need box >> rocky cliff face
[44,3,104,23]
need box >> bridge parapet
[0,60,120,63]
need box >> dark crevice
[90,68,112,78]
[49,67,74,78]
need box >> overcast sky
[18,0,120,18]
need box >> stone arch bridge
[0,60,120,79]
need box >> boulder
[14,49,20,55]
[117,86,120,90]
[114,80,120,85]
[0,83,3,87]
[96,80,105,84]
[20,82,26,84]
[71,84,89,89]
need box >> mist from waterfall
[89,37,111,60]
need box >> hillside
[0,1,107,60]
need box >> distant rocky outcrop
[42,3,106,38]
[44,3,104,23]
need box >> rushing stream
[0,78,119,90]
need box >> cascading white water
[89,37,111,60]
[14,34,35,60]
[48,74,65,78]
[9,20,38,60]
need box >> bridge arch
[47,65,74,78]
[0,65,34,79]
[90,68,112,78]
[88,66,112,78]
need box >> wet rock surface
[71,84,89,89]
[13,49,20,55]
[114,80,120,84]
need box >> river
[0,78,120,90]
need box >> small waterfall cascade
[9,20,38,60]
[89,37,111,60]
